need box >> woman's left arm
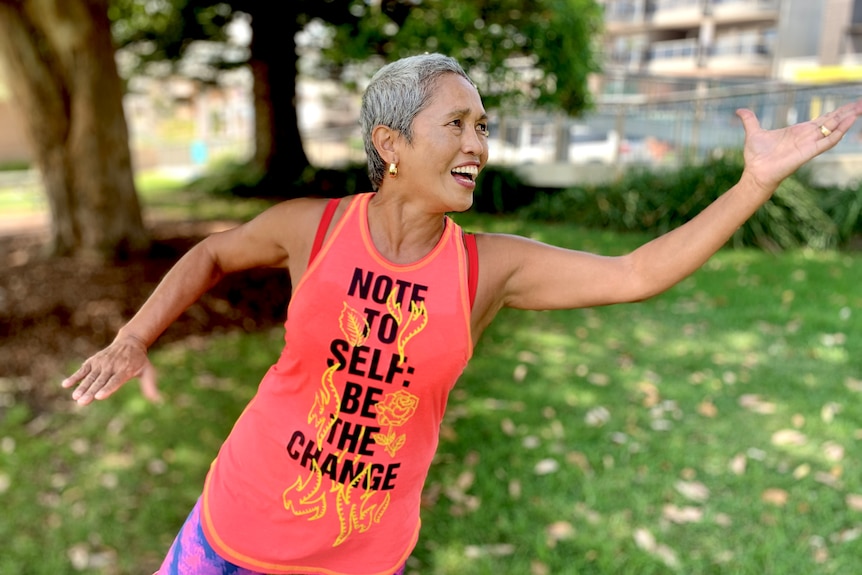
[488,100,862,312]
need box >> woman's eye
[477,123,489,136]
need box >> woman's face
[396,73,489,212]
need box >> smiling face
[391,73,489,212]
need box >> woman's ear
[372,125,399,165]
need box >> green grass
[3,212,862,574]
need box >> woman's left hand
[737,99,862,194]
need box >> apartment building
[599,0,862,89]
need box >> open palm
[737,99,862,192]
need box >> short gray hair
[360,53,474,190]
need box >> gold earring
[388,163,398,178]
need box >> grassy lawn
[2,208,861,574]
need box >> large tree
[323,0,603,113]
[0,0,602,257]
[114,0,603,192]
[0,0,148,258]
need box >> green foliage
[184,160,375,199]
[322,0,604,114]
[292,164,374,198]
[472,165,541,214]
[818,183,862,245]
[520,154,851,251]
[185,159,266,197]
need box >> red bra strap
[464,232,478,309]
[309,198,340,264]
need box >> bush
[186,159,266,197]
[520,153,845,251]
[472,165,543,214]
[292,164,372,198]
[818,183,862,246]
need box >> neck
[366,192,447,264]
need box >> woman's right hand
[61,334,160,406]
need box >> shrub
[817,183,862,246]
[472,165,542,213]
[520,153,843,251]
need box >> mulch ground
[0,221,292,410]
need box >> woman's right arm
[62,197,326,405]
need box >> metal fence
[587,81,862,160]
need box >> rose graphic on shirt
[372,389,419,457]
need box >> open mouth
[451,165,478,183]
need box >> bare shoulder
[473,231,553,274]
[204,196,342,274]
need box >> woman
[63,53,861,574]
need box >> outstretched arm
[62,198,326,405]
[480,99,862,313]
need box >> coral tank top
[201,192,474,574]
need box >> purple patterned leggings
[156,498,406,575]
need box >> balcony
[652,0,704,29]
[647,38,701,75]
[711,0,780,25]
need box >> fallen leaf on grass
[464,544,515,559]
[638,381,660,408]
[821,402,842,423]
[546,521,576,547]
[508,479,521,500]
[584,406,611,427]
[738,394,776,414]
[500,418,516,436]
[588,372,610,386]
[846,493,862,512]
[534,458,559,475]
[697,400,718,418]
[513,364,528,382]
[822,441,845,462]
[633,528,680,568]
[633,527,656,551]
[531,561,550,575]
[814,468,843,488]
[662,504,704,524]
[729,453,747,475]
[793,463,811,479]
[761,488,789,506]
[845,377,862,393]
[675,480,710,502]
[830,527,862,544]
[566,451,594,475]
[771,429,807,446]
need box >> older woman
[63,53,861,575]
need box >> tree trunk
[0,0,148,259]
[247,3,310,196]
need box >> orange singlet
[201,193,474,575]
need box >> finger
[70,365,101,402]
[61,362,92,389]
[816,100,862,135]
[92,370,132,402]
[73,370,106,405]
[138,362,162,404]
[735,108,761,134]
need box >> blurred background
[2,0,862,240]
[2,2,862,574]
